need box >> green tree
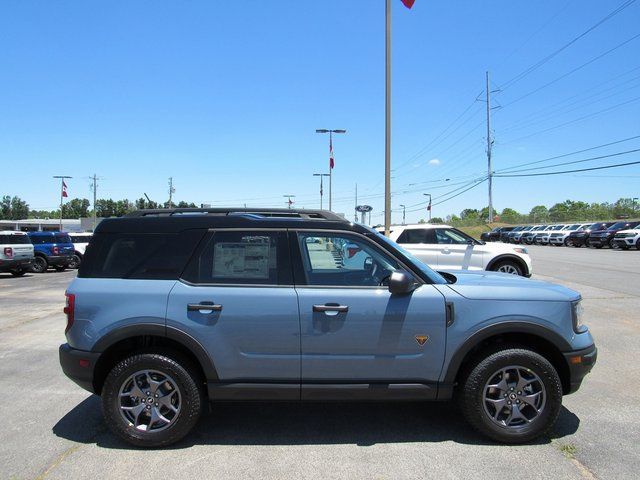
[500,208,522,224]
[64,198,90,218]
[529,205,548,223]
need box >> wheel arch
[486,254,529,276]
[441,322,572,397]
[91,324,218,395]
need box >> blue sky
[1,0,639,224]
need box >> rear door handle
[313,304,349,313]
[187,303,223,312]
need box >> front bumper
[587,236,610,246]
[59,343,100,394]
[0,257,34,272]
[548,236,565,244]
[613,237,636,248]
[563,344,597,394]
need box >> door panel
[296,285,447,383]
[166,282,300,381]
[292,231,447,386]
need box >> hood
[483,242,529,254]
[439,270,580,302]
[616,229,640,234]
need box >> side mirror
[388,270,416,295]
[363,256,374,272]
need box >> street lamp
[315,129,346,211]
[423,193,432,222]
[313,173,330,210]
[400,204,406,225]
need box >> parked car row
[482,221,640,249]
[0,230,92,276]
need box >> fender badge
[415,335,429,346]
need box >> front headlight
[513,247,528,254]
[572,300,586,333]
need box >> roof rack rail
[124,207,348,222]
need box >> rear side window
[79,230,205,279]
[396,229,436,244]
[182,230,290,285]
[0,234,31,244]
[54,234,72,244]
[29,235,51,245]
[69,235,91,244]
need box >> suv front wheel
[490,260,523,276]
[102,353,203,447]
[458,348,562,443]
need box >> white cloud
[428,158,441,166]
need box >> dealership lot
[0,246,638,480]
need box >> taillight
[3,247,12,258]
[347,246,360,258]
[64,293,75,333]
[52,246,60,255]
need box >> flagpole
[53,175,72,231]
[384,0,392,236]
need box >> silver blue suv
[59,208,597,447]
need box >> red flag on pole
[329,136,335,170]
[62,180,68,198]
[400,0,415,8]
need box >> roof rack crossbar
[124,207,347,221]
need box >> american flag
[329,136,335,170]
[62,180,68,198]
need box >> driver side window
[297,233,401,287]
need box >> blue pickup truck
[27,231,75,273]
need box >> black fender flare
[442,321,571,386]
[92,323,219,381]
[485,254,529,275]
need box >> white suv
[0,231,35,276]
[68,232,93,269]
[380,224,532,276]
[548,224,588,246]
[612,226,640,250]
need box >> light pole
[423,193,432,222]
[316,129,346,211]
[400,204,406,225]
[284,195,295,209]
[313,173,330,210]
[53,175,72,231]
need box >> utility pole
[486,71,494,223]
[316,129,346,211]
[90,174,99,231]
[400,204,406,225]
[354,184,358,222]
[313,173,329,209]
[168,177,175,209]
[284,195,295,209]
[423,193,432,222]
[53,175,72,231]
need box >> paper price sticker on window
[213,242,270,279]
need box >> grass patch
[558,443,577,459]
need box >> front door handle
[187,302,223,312]
[313,304,349,313]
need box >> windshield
[373,232,447,284]
[609,222,627,229]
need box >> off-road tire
[458,348,563,444]
[102,353,203,448]
[31,256,48,273]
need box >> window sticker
[213,242,270,279]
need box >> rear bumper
[0,257,34,272]
[563,344,597,394]
[59,343,100,394]
[47,255,73,266]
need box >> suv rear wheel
[102,353,203,447]
[31,256,48,273]
[458,348,562,443]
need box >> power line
[496,135,640,172]
[494,159,640,177]
[502,31,640,106]
[406,178,488,211]
[500,0,637,90]
[497,148,640,174]
[502,95,640,144]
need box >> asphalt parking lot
[0,245,638,480]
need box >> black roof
[96,208,369,234]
